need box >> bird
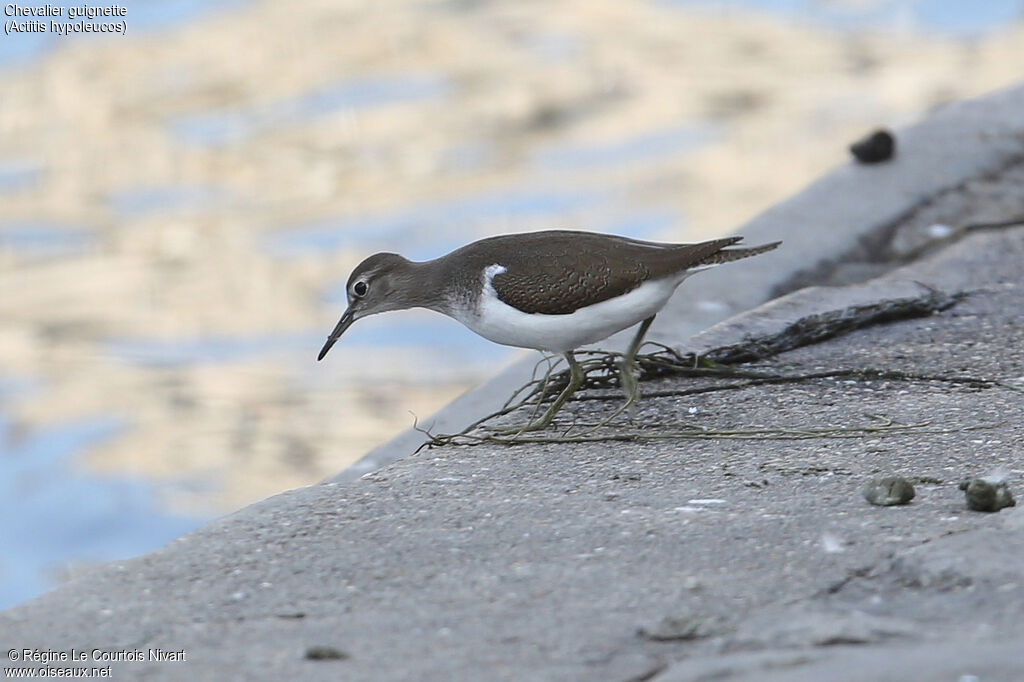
[318,230,780,430]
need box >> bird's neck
[392,258,453,314]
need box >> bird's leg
[539,351,586,427]
[619,315,655,414]
[493,352,585,434]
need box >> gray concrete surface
[3,86,1024,681]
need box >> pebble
[850,129,895,163]
[862,476,916,506]
[959,478,1016,512]
[305,646,349,661]
[638,615,720,641]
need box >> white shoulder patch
[482,263,507,292]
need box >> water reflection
[171,75,450,146]
[668,0,1024,36]
[534,124,717,171]
[0,223,93,256]
[0,413,207,609]
[105,333,316,367]
[109,185,231,219]
[0,161,43,192]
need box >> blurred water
[0,412,207,610]
[171,75,450,147]
[109,184,231,218]
[534,124,718,171]
[105,333,317,368]
[0,0,259,613]
[105,324,510,375]
[669,0,1024,36]
[0,160,43,192]
[521,32,580,62]
[0,223,93,256]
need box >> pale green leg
[620,315,655,414]
[497,352,585,434]
[533,352,585,430]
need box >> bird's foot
[619,366,641,418]
[617,349,644,420]
[613,314,652,421]
[486,352,584,435]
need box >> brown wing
[490,241,648,314]
[469,231,747,315]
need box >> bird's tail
[700,240,781,266]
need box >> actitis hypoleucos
[318,230,780,428]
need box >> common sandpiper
[318,230,780,429]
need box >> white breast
[448,264,690,353]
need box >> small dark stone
[959,478,1016,512]
[305,646,349,661]
[862,476,915,506]
[638,615,721,642]
[850,129,895,163]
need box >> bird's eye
[353,281,369,297]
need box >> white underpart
[449,263,699,353]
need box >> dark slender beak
[317,308,355,361]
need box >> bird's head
[317,252,416,361]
